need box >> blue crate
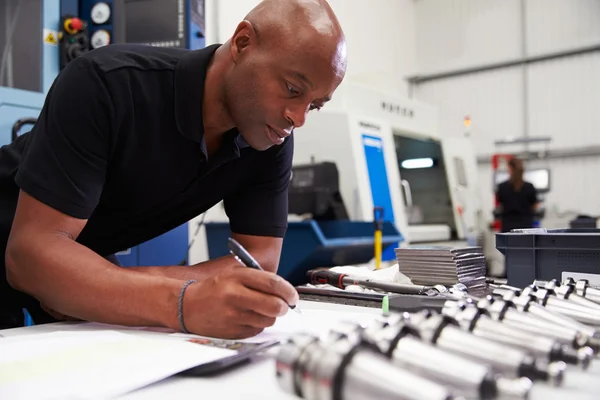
[496,228,600,288]
[205,220,404,285]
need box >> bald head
[246,0,345,45]
[215,0,347,151]
[242,0,347,80]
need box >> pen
[228,237,302,315]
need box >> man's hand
[182,267,299,339]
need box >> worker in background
[0,0,347,338]
[496,158,541,233]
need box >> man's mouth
[267,125,287,145]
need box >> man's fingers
[229,284,288,318]
[219,325,265,340]
[239,310,277,329]
[236,268,299,307]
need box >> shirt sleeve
[224,135,294,238]
[496,183,505,205]
[527,183,539,205]
[14,56,115,219]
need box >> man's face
[223,35,346,151]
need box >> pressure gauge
[91,30,111,48]
[90,2,111,25]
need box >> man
[0,0,347,339]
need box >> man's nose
[284,104,308,130]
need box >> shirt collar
[235,134,250,149]
[174,44,250,160]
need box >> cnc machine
[292,83,483,259]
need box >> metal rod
[407,43,600,85]
[477,145,600,164]
[520,0,529,151]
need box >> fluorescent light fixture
[401,158,434,169]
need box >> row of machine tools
[276,277,600,400]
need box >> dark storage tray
[496,228,600,288]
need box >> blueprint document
[0,330,235,400]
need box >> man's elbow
[5,239,31,292]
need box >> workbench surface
[2,301,600,400]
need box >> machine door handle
[401,179,413,208]
[11,118,37,142]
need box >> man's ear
[230,20,256,63]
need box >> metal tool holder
[276,277,600,400]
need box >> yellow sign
[45,32,57,45]
[43,29,59,46]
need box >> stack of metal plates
[395,246,487,294]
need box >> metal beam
[477,146,600,164]
[494,136,552,146]
[407,43,600,85]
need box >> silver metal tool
[534,279,600,312]
[563,278,600,304]
[276,331,462,400]
[492,287,600,341]
[495,283,600,326]
[361,317,532,399]
[508,290,600,340]
[443,299,593,370]
[520,286,600,327]
[485,295,600,353]
[405,311,566,386]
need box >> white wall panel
[526,0,600,55]
[414,67,524,155]
[207,0,417,97]
[415,0,522,74]
[528,157,600,218]
[527,52,600,149]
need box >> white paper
[0,330,235,400]
[170,307,381,344]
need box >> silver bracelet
[178,279,197,334]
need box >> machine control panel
[90,2,112,25]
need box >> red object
[70,18,83,31]
[308,269,347,289]
[65,17,83,34]
[491,153,515,232]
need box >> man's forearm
[128,246,279,280]
[7,235,183,330]
[128,256,242,280]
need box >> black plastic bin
[496,228,600,288]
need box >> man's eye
[309,104,322,111]
[286,83,301,95]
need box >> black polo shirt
[497,181,537,232]
[0,43,293,327]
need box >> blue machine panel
[80,0,205,50]
[0,0,58,146]
[80,0,115,49]
[43,0,61,93]
[362,134,398,261]
[0,88,45,146]
[116,223,188,267]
